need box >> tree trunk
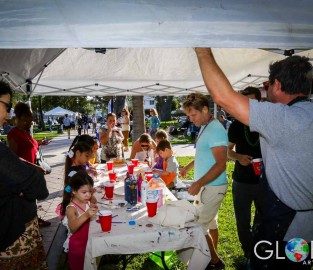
[113,96,126,116]
[132,96,145,141]
[38,96,46,130]
[156,96,173,121]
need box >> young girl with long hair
[88,137,100,165]
[61,170,97,270]
[64,140,93,186]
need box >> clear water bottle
[141,178,149,206]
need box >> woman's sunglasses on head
[0,100,12,113]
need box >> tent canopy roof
[1,47,311,97]
[1,0,313,49]
[0,1,312,97]
[44,106,75,116]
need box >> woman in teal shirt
[149,108,160,138]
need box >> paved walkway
[38,131,195,269]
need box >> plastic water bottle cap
[128,220,136,225]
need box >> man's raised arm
[195,48,250,126]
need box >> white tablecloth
[84,163,211,269]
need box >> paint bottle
[137,173,143,202]
[125,174,138,206]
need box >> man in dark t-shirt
[227,87,262,258]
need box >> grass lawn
[93,158,246,270]
[1,130,59,141]
[33,131,60,141]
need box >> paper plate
[114,186,125,196]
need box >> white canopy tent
[1,0,313,49]
[1,47,312,97]
[0,0,312,97]
[44,106,75,117]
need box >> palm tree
[156,96,173,121]
[131,96,145,141]
[113,96,126,116]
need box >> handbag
[36,148,52,174]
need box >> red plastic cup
[252,158,263,176]
[146,198,158,217]
[108,171,117,183]
[145,173,153,181]
[127,163,135,174]
[131,159,139,167]
[106,161,113,171]
[104,182,114,199]
[99,210,112,232]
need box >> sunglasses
[263,81,269,91]
[141,144,149,148]
[0,100,12,113]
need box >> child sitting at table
[131,133,156,167]
[61,170,97,270]
[153,130,168,170]
[153,139,179,188]
[64,141,93,186]
[88,137,101,165]
[64,140,97,204]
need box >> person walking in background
[149,108,160,138]
[61,170,97,270]
[194,48,313,269]
[82,113,89,135]
[0,80,49,269]
[47,116,52,132]
[117,108,130,152]
[91,114,97,134]
[227,86,263,259]
[63,114,71,139]
[180,93,228,270]
[77,114,83,136]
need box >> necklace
[287,96,309,106]
[194,115,214,148]
[244,125,259,147]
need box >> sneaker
[205,259,225,270]
[38,217,51,227]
